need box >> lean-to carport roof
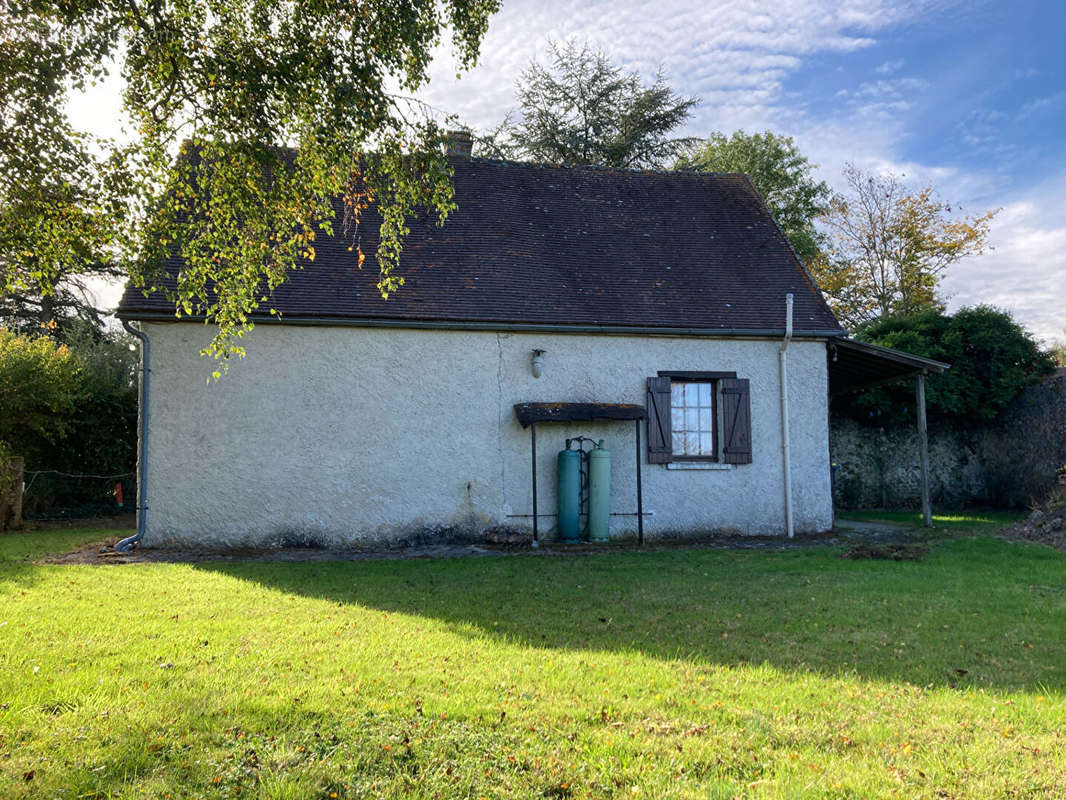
[828,338,950,395]
[118,157,843,335]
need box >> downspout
[779,294,794,539]
[115,320,149,552]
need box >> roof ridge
[457,154,750,181]
[179,138,746,182]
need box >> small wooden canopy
[828,338,949,395]
[513,402,645,428]
[513,402,646,545]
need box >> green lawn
[1,526,1064,798]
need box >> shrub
[0,328,84,457]
[840,306,1056,427]
[0,326,138,516]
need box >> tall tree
[811,164,997,329]
[0,12,136,338]
[483,41,697,169]
[1048,332,1066,367]
[678,130,830,263]
[1,0,499,367]
[0,156,131,339]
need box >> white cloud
[1018,91,1066,119]
[851,77,929,98]
[418,0,958,135]
[942,173,1066,345]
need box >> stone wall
[831,372,1066,509]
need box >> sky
[71,0,1065,342]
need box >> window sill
[666,462,735,470]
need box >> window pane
[667,380,717,458]
[699,407,712,431]
[685,382,699,406]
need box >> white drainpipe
[779,294,794,539]
[115,320,149,552]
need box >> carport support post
[635,418,644,546]
[916,372,932,527]
[530,422,538,544]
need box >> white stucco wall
[140,323,833,547]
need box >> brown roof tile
[118,158,843,334]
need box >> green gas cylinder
[557,448,581,542]
[587,440,610,542]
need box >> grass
[1,523,1065,798]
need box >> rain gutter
[114,311,845,340]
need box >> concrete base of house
[141,521,833,551]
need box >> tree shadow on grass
[0,561,44,592]
[0,529,127,592]
[194,537,1066,693]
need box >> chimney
[447,129,473,160]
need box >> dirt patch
[42,537,135,565]
[1000,480,1066,551]
[839,542,930,561]
[38,529,902,566]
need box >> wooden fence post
[1,456,24,532]
[916,373,932,527]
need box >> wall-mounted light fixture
[531,349,546,378]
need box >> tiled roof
[118,158,843,334]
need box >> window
[670,381,716,458]
[646,372,752,465]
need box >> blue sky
[71,1,1064,341]
[413,0,1065,342]
[796,2,1063,192]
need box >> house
[116,142,945,549]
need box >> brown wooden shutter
[646,376,672,463]
[721,378,752,464]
